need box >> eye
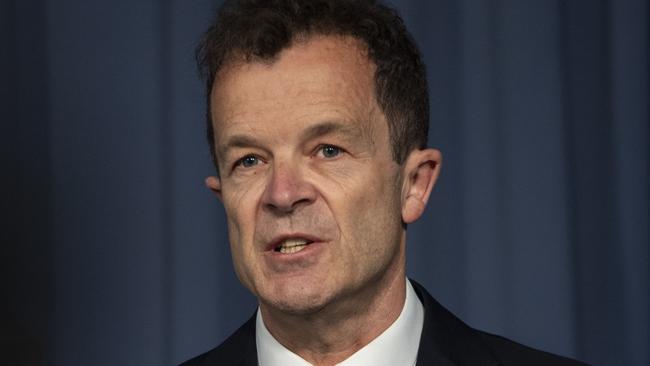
[318,145,342,159]
[236,155,260,168]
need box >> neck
[259,248,407,366]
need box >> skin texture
[206,35,442,365]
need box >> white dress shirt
[256,278,424,366]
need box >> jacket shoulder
[477,331,589,366]
[409,279,588,366]
[179,313,257,366]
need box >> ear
[401,148,442,224]
[205,176,223,201]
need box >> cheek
[223,178,265,227]
[222,181,265,260]
[223,195,260,292]
[331,170,402,247]
[225,212,248,280]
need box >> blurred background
[1,0,648,365]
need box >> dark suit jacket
[181,280,587,365]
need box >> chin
[269,300,327,316]
[260,283,334,315]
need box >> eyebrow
[218,134,262,160]
[299,120,366,143]
[218,120,370,159]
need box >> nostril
[264,197,312,215]
[262,177,316,213]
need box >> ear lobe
[401,149,442,224]
[205,176,223,201]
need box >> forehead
[210,35,381,139]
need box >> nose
[261,159,316,214]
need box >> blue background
[2,0,648,365]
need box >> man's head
[198,0,441,318]
[197,0,430,171]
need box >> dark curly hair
[196,0,429,170]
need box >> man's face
[208,36,412,314]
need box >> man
[183,1,587,365]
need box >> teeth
[277,238,310,254]
[282,238,309,247]
[280,245,307,254]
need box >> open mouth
[274,238,314,254]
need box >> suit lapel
[237,315,258,366]
[194,312,258,366]
[411,280,501,366]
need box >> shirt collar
[256,278,424,366]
